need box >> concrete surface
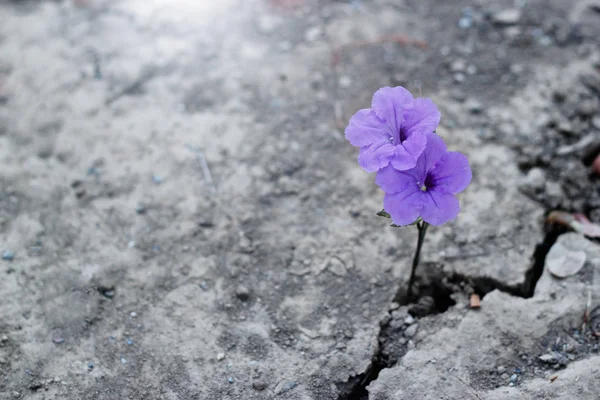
[0,0,599,399]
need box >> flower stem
[407,221,429,300]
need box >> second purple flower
[375,134,471,226]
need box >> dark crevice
[522,221,567,297]
[336,265,455,400]
[337,219,568,400]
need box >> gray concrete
[0,0,599,399]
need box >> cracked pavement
[0,0,599,399]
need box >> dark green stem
[407,221,429,300]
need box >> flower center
[424,174,435,190]
[420,184,427,192]
[390,126,408,146]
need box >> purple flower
[375,134,472,226]
[345,86,441,173]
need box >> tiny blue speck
[228,377,234,383]
[458,17,472,29]
[121,357,127,364]
[88,362,94,369]
[152,175,163,184]
[87,167,100,176]
[2,251,14,261]
[127,339,134,345]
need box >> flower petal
[412,133,447,178]
[402,98,441,137]
[371,86,414,135]
[383,188,424,226]
[357,142,395,173]
[375,165,418,194]
[345,109,391,147]
[420,190,460,226]
[389,145,417,171]
[428,152,472,194]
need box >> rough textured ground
[0,0,599,399]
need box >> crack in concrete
[337,221,566,400]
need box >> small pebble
[404,315,415,325]
[510,374,518,383]
[88,362,94,370]
[493,8,522,25]
[130,312,137,318]
[120,357,127,364]
[151,175,162,184]
[458,16,472,29]
[497,365,506,374]
[1,251,14,261]
[1,335,8,342]
[228,377,234,384]
[126,339,134,346]
[524,168,545,191]
[339,75,352,88]
[217,352,225,361]
[235,285,251,301]
[450,59,466,73]
[99,286,115,299]
[404,323,418,338]
[469,293,481,309]
[200,281,209,290]
[465,98,483,114]
[282,381,298,393]
[389,302,400,311]
[135,205,146,214]
[253,380,268,391]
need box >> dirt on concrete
[0,0,600,399]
